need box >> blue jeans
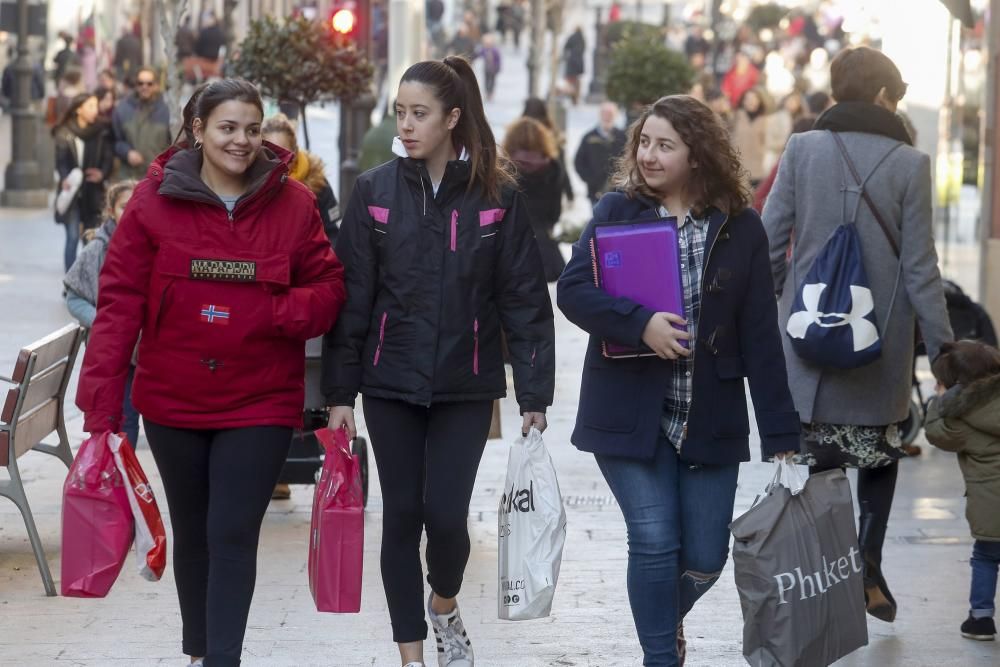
[122,364,140,448]
[63,207,80,272]
[595,438,740,667]
[970,540,1000,619]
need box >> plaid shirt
[658,208,708,450]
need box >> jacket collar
[397,138,473,207]
[814,101,913,146]
[627,191,728,234]
[632,194,729,254]
[152,141,290,215]
[938,373,1000,419]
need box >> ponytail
[401,58,515,203]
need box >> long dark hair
[175,78,264,146]
[400,56,515,203]
[51,93,96,136]
[613,94,751,216]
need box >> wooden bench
[0,324,84,596]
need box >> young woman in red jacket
[76,79,346,667]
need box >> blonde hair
[104,180,136,220]
[261,113,299,153]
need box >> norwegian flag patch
[200,304,231,325]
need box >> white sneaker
[427,593,474,667]
[403,663,425,667]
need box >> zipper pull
[228,209,235,230]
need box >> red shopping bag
[61,432,134,597]
[309,427,364,612]
[108,434,167,581]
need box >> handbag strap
[830,131,901,258]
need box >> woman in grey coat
[763,46,953,624]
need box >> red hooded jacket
[76,143,345,432]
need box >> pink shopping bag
[309,427,364,612]
[61,432,134,597]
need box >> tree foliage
[231,16,374,146]
[604,20,662,48]
[746,3,789,32]
[606,34,694,111]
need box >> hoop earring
[194,139,203,150]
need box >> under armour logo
[787,283,879,352]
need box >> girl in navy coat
[557,95,800,666]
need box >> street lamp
[2,0,48,207]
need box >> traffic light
[329,0,370,56]
[331,3,357,36]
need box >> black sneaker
[961,614,996,641]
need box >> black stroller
[276,336,370,507]
[899,279,998,446]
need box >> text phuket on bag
[774,546,863,604]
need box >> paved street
[1,29,998,667]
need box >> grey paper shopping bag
[730,466,868,667]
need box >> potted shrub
[606,33,694,123]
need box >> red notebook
[590,218,686,358]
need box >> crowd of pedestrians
[3,4,995,667]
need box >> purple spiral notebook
[590,218,686,359]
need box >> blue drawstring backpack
[786,132,903,369]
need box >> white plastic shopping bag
[108,433,167,581]
[498,427,567,620]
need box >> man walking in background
[573,102,626,205]
[111,67,172,180]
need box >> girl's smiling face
[637,114,694,198]
[193,100,263,179]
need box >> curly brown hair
[612,95,751,216]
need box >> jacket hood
[510,149,551,174]
[151,141,290,212]
[939,372,1000,436]
[289,149,329,195]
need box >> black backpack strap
[831,131,901,258]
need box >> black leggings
[144,420,292,667]
[362,396,493,643]
[810,460,899,567]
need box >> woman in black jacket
[522,97,575,203]
[503,116,566,281]
[323,56,555,667]
[53,92,114,270]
